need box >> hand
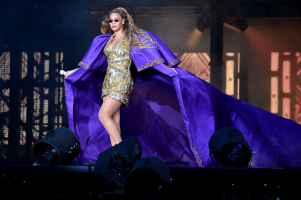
[65,68,78,78]
[65,71,72,78]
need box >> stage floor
[1,165,300,199]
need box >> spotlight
[196,10,210,32]
[33,127,80,165]
[209,127,252,167]
[93,136,142,192]
[125,157,171,200]
[235,19,249,32]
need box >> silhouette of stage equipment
[93,136,142,193]
[33,127,80,165]
[125,157,171,200]
[209,127,252,167]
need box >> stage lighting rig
[224,19,249,32]
[209,127,253,168]
[196,9,210,32]
[125,157,171,200]
[33,127,80,165]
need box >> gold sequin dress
[101,35,134,106]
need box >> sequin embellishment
[102,36,133,106]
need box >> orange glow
[282,98,290,119]
[282,60,291,93]
[245,27,275,59]
[297,68,301,77]
[226,60,234,95]
[187,28,202,50]
[223,22,250,33]
[226,52,234,57]
[283,52,291,55]
[178,53,210,83]
[296,52,301,64]
[238,53,240,73]
[295,85,301,125]
[271,52,279,71]
[237,78,240,99]
[271,77,278,113]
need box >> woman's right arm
[65,68,78,78]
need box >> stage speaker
[209,127,252,167]
[33,127,80,165]
[125,157,171,200]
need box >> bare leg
[112,108,121,134]
[98,96,122,146]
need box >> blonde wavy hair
[101,7,155,49]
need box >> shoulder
[132,30,164,49]
[86,34,112,50]
[141,31,162,42]
[92,34,112,42]
[138,31,170,52]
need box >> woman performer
[65,7,301,168]
[66,8,154,147]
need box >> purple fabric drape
[65,32,301,168]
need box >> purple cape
[65,32,301,168]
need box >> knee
[98,111,108,123]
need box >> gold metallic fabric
[101,36,133,106]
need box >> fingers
[65,71,71,78]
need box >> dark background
[1,0,301,165]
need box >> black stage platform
[1,165,300,199]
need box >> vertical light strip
[282,60,291,93]
[20,90,27,123]
[54,116,58,129]
[282,98,291,119]
[271,77,278,113]
[55,52,59,64]
[60,52,64,69]
[0,52,11,81]
[237,52,240,73]
[55,87,58,105]
[60,52,64,82]
[21,52,28,79]
[2,124,9,145]
[1,88,10,145]
[271,52,279,71]
[33,87,40,140]
[226,52,234,57]
[34,52,41,79]
[0,89,10,113]
[237,78,240,99]
[43,99,48,126]
[237,52,240,99]
[44,52,49,81]
[60,87,63,109]
[226,60,234,95]
[0,52,10,146]
[20,127,26,145]
[296,52,301,64]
